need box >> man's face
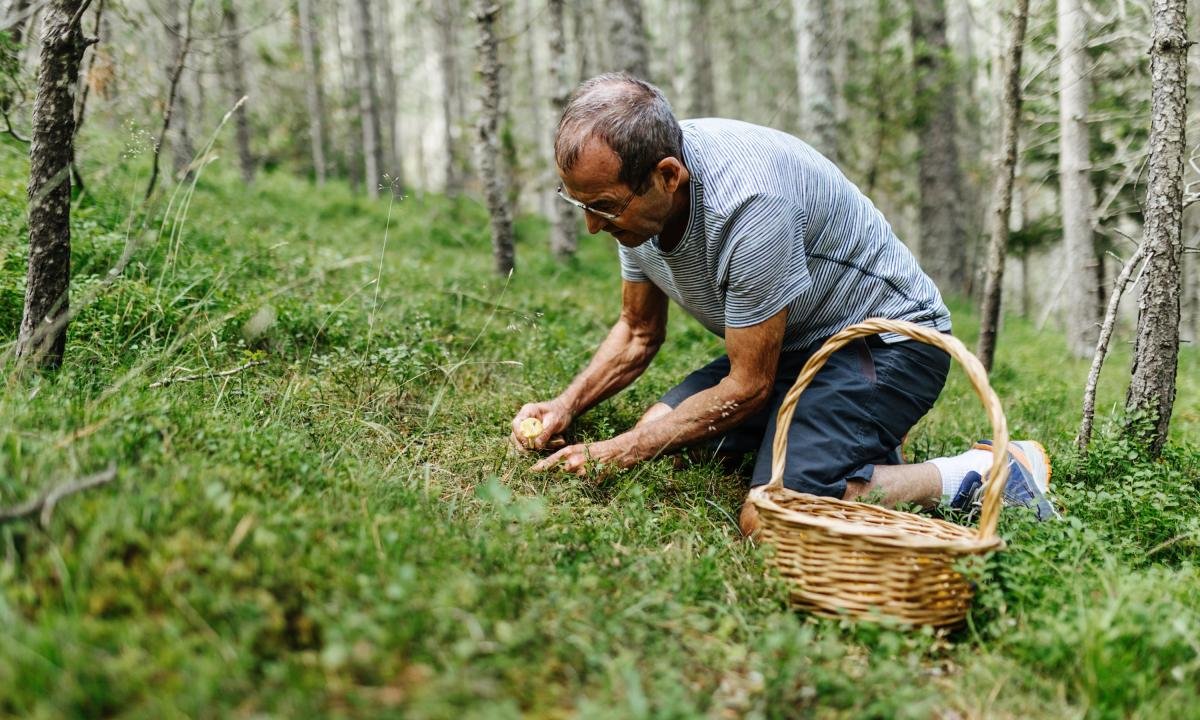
[557,138,674,247]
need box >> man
[511,74,1055,535]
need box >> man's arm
[533,307,786,473]
[512,279,668,449]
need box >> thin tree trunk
[911,0,968,296]
[607,0,650,80]
[221,0,254,184]
[352,0,382,198]
[145,0,194,200]
[16,0,90,369]
[377,0,401,190]
[68,0,103,195]
[1058,0,1097,357]
[793,0,838,160]
[436,0,463,195]
[333,0,360,188]
[687,0,714,118]
[163,0,195,178]
[570,0,591,81]
[976,0,1029,372]
[1184,212,1199,343]
[475,0,514,274]
[298,0,328,184]
[1125,0,1189,456]
[547,0,575,259]
[1,0,33,114]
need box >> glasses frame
[555,184,636,222]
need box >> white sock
[928,448,993,502]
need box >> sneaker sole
[973,439,1059,520]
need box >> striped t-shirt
[618,118,951,351]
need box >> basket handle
[763,318,1009,541]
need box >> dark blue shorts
[660,335,950,498]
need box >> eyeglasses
[555,184,636,222]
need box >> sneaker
[950,440,1059,521]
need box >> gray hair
[554,73,683,193]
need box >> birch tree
[352,0,383,198]
[910,0,967,295]
[793,0,838,160]
[16,0,91,369]
[547,0,576,259]
[1125,0,1189,456]
[976,0,1030,371]
[607,0,650,80]
[687,0,714,118]
[1057,0,1097,357]
[164,0,194,177]
[221,0,254,184]
[475,0,514,274]
[436,0,464,195]
[377,0,401,190]
[298,0,328,184]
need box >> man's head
[554,73,689,246]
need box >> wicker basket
[749,318,1010,628]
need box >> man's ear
[656,156,688,193]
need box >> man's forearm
[614,377,770,461]
[558,319,663,416]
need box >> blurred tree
[977,0,1030,371]
[475,0,514,274]
[352,0,382,198]
[793,0,838,160]
[1126,0,1189,456]
[376,0,401,191]
[145,0,194,199]
[608,0,650,80]
[163,0,195,178]
[547,0,576,259]
[1057,0,1097,357]
[17,0,91,369]
[911,0,968,296]
[686,0,714,118]
[298,0,327,184]
[436,0,465,195]
[221,0,255,183]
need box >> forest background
[1,0,1199,717]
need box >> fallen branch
[149,359,267,389]
[0,465,117,529]
[1076,242,1151,452]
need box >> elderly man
[511,73,1055,534]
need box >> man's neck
[656,180,691,253]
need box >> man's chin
[611,230,647,247]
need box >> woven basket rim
[751,486,1005,554]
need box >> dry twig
[149,359,267,389]
[0,465,117,529]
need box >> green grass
[1,139,1199,719]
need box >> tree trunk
[145,0,194,200]
[164,0,194,177]
[436,0,463,195]
[16,0,88,369]
[570,0,591,81]
[792,0,838,160]
[298,0,328,184]
[1183,211,1199,344]
[607,0,650,80]
[377,0,402,191]
[0,0,33,114]
[911,0,968,296]
[522,0,547,215]
[333,0,361,189]
[475,0,514,274]
[1125,0,1189,456]
[352,0,382,198]
[547,0,576,259]
[221,1,254,184]
[1057,0,1097,357]
[976,0,1029,372]
[687,0,714,118]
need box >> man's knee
[636,402,673,427]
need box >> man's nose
[584,211,606,234]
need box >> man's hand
[529,439,637,475]
[510,398,573,451]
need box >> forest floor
[2,143,1200,719]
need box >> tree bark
[298,0,328,184]
[145,0,194,200]
[16,0,89,369]
[436,0,464,195]
[976,0,1029,372]
[376,0,402,191]
[687,0,714,118]
[607,0,650,80]
[164,0,194,177]
[1125,0,1189,456]
[570,0,591,81]
[1057,0,1098,357]
[351,0,382,198]
[221,0,254,184]
[474,0,514,275]
[547,0,576,259]
[793,0,838,160]
[911,0,968,296]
